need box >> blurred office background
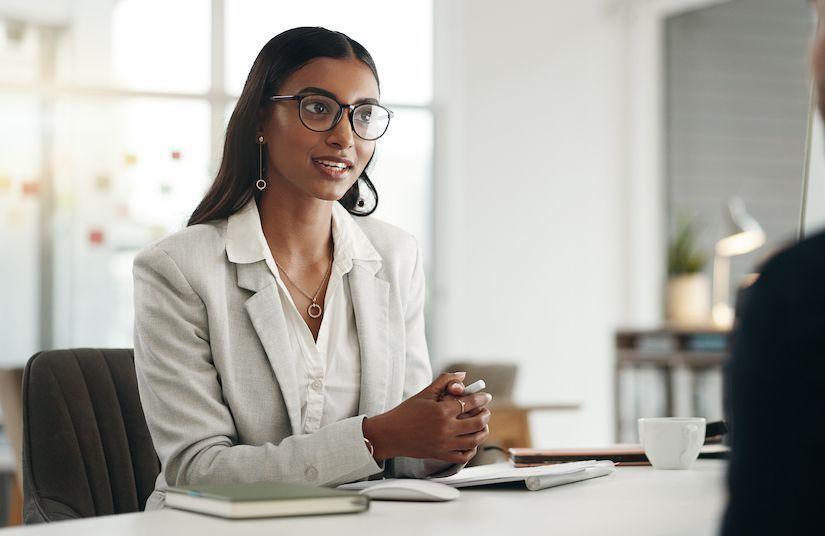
[0,0,815,462]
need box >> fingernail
[453,371,467,378]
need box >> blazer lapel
[349,262,391,417]
[237,262,303,435]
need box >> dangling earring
[255,134,267,191]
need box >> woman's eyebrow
[296,86,379,105]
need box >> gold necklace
[274,248,334,319]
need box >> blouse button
[311,378,323,392]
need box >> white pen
[462,379,486,395]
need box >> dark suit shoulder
[759,230,825,282]
[723,233,825,535]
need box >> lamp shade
[714,197,766,257]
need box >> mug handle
[679,425,700,465]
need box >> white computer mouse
[359,479,460,502]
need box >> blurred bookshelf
[614,328,729,443]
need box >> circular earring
[256,135,267,191]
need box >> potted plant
[666,215,710,327]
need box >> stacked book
[165,481,369,519]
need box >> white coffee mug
[637,417,706,470]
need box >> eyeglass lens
[299,95,390,140]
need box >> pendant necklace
[274,248,333,319]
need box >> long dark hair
[188,27,380,226]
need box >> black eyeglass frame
[268,94,394,141]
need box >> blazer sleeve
[133,245,383,489]
[385,237,463,479]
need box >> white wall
[666,0,812,293]
[432,0,631,446]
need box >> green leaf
[668,213,708,275]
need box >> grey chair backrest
[22,348,159,523]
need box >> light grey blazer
[133,203,456,510]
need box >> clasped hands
[362,372,492,464]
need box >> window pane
[0,20,40,84]
[51,97,211,348]
[369,108,433,269]
[0,94,42,366]
[225,0,433,104]
[53,0,210,93]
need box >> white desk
[2,460,728,536]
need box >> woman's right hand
[362,372,492,464]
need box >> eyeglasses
[268,93,393,141]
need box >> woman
[133,27,491,510]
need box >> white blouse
[232,199,366,434]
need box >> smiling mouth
[313,159,352,172]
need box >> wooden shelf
[617,350,728,367]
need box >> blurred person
[722,2,825,532]
[133,27,490,510]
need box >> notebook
[165,481,370,519]
[339,460,614,493]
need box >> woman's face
[260,57,380,203]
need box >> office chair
[21,348,159,523]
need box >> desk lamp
[711,197,765,329]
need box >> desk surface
[2,460,728,536]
